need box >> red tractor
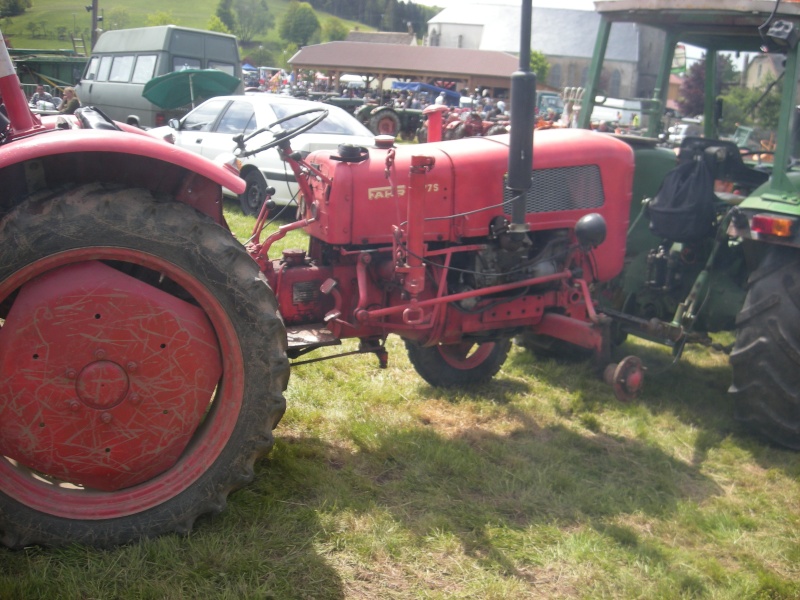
[0,2,642,548]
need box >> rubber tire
[238,169,268,216]
[486,124,508,136]
[0,185,289,548]
[405,338,511,387]
[416,126,428,144]
[368,109,401,136]
[729,244,800,449]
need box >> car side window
[215,101,256,135]
[181,99,229,132]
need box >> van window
[97,56,113,82]
[173,56,201,71]
[109,55,135,82]
[208,61,235,76]
[84,56,100,80]
[132,55,157,83]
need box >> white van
[76,25,242,128]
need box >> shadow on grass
[241,413,721,593]
[506,337,800,476]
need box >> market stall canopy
[142,69,241,109]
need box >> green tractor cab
[563,0,800,448]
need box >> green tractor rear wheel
[729,245,800,449]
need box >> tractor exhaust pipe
[506,0,536,241]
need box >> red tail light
[751,213,797,238]
[155,113,166,127]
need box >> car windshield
[270,103,372,137]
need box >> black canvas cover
[649,157,716,242]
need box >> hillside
[0,0,370,65]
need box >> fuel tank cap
[374,135,396,149]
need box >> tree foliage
[0,0,31,18]
[529,50,550,82]
[233,0,275,44]
[216,0,236,32]
[304,0,437,38]
[279,1,321,47]
[146,11,177,27]
[207,15,231,34]
[678,53,738,118]
[322,17,348,42]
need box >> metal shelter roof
[287,41,520,90]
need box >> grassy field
[1,0,363,57]
[0,202,798,599]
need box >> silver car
[150,93,375,214]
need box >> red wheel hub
[0,261,222,491]
[438,342,495,369]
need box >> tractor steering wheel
[235,107,328,157]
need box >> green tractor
[523,0,800,449]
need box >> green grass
[2,204,800,599]
[1,0,366,57]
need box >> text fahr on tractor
[518,0,800,451]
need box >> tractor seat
[678,136,769,191]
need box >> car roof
[201,94,328,109]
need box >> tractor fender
[0,128,245,225]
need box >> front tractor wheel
[369,109,401,136]
[729,245,800,449]
[0,186,289,548]
[239,169,269,216]
[405,339,511,387]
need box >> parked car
[149,94,375,214]
[667,121,703,146]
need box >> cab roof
[593,0,800,51]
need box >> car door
[172,98,231,156]
[198,99,258,161]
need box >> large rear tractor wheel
[729,245,800,449]
[0,185,289,548]
[405,338,511,387]
[368,109,401,136]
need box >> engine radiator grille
[503,164,605,214]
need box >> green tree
[216,0,236,33]
[0,0,31,18]
[234,0,274,44]
[321,17,348,42]
[678,53,738,118]
[106,7,131,31]
[279,1,320,47]
[246,46,275,67]
[529,50,550,82]
[207,15,231,34]
[281,42,298,69]
[146,11,176,27]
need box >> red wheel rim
[436,342,495,370]
[0,248,243,520]
[378,118,396,135]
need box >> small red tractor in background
[0,0,644,548]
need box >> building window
[568,63,577,86]
[610,69,621,97]
[549,64,562,89]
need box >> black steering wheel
[235,107,328,157]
